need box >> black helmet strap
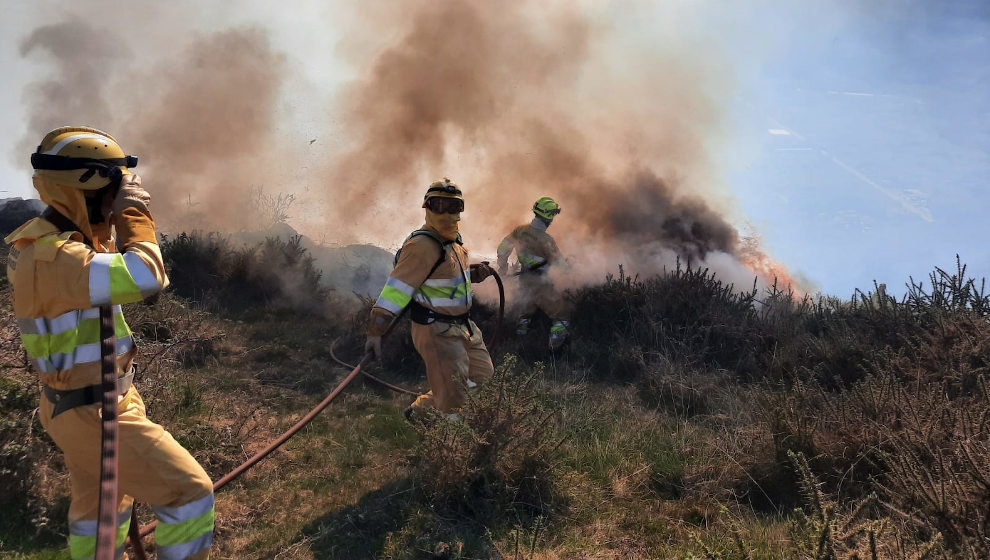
[30,153,137,187]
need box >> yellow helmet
[533,196,561,220]
[423,177,463,201]
[31,126,137,190]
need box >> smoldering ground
[13,1,804,295]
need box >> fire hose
[94,304,120,560]
[132,352,373,545]
[127,270,504,553]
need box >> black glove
[470,262,494,283]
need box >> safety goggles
[542,207,561,217]
[426,197,464,214]
[426,183,462,197]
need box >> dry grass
[3,246,990,559]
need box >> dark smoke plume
[595,171,739,265]
[18,20,121,157]
[18,15,287,233]
[14,1,801,291]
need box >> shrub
[161,231,326,315]
[412,355,564,523]
[570,263,765,379]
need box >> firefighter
[496,196,571,350]
[365,178,496,420]
[5,127,214,559]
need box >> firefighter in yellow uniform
[497,197,571,350]
[5,127,214,560]
[365,178,496,420]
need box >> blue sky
[1,1,987,298]
[727,1,989,296]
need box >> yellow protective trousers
[517,276,570,322]
[410,319,494,413]
[40,385,214,560]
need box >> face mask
[426,209,460,241]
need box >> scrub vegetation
[1,232,988,559]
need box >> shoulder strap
[394,229,453,278]
[42,206,94,248]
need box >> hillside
[1,228,989,559]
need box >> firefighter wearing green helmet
[496,197,572,350]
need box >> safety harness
[37,207,136,419]
[395,229,473,329]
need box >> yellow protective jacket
[5,203,168,390]
[496,218,563,274]
[368,225,483,336]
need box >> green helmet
[533,196,561,220]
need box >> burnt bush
[161,231,326,315]
[570,263,766,379]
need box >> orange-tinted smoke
[318,0,764,282]
[16,1,805,293]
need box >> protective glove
[470,262,494,283]
[496,258,508,276]
[111,174,151,215]
[364,335,382,361]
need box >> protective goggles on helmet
[426,197,464,214]
[31,153,138,185]
[425,183,462,198]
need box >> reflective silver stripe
[376,295,405,314]
[122,252,160,296]
[156,532,213,560]
[69,507,133,537]
[152,493,214,524]
[422,276,465,288]
[384,276,415,296]
[44,133,120,155]
[34,336,134,373]
[89,253,114,306]
[17,306,120,336]
[374,296,404,314]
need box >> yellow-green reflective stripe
[380,285,411,308]
[69,533,95,560]
[68,519,129,560]
[108,254,143,304]
[419,283,468,299]
[20,313,132,359]
[155,507,215,547]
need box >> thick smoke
[15,0,802,292]
[318,1,787,289]
[17,9,288,233]
[18,20,121,157]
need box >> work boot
[516,316,532,336]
